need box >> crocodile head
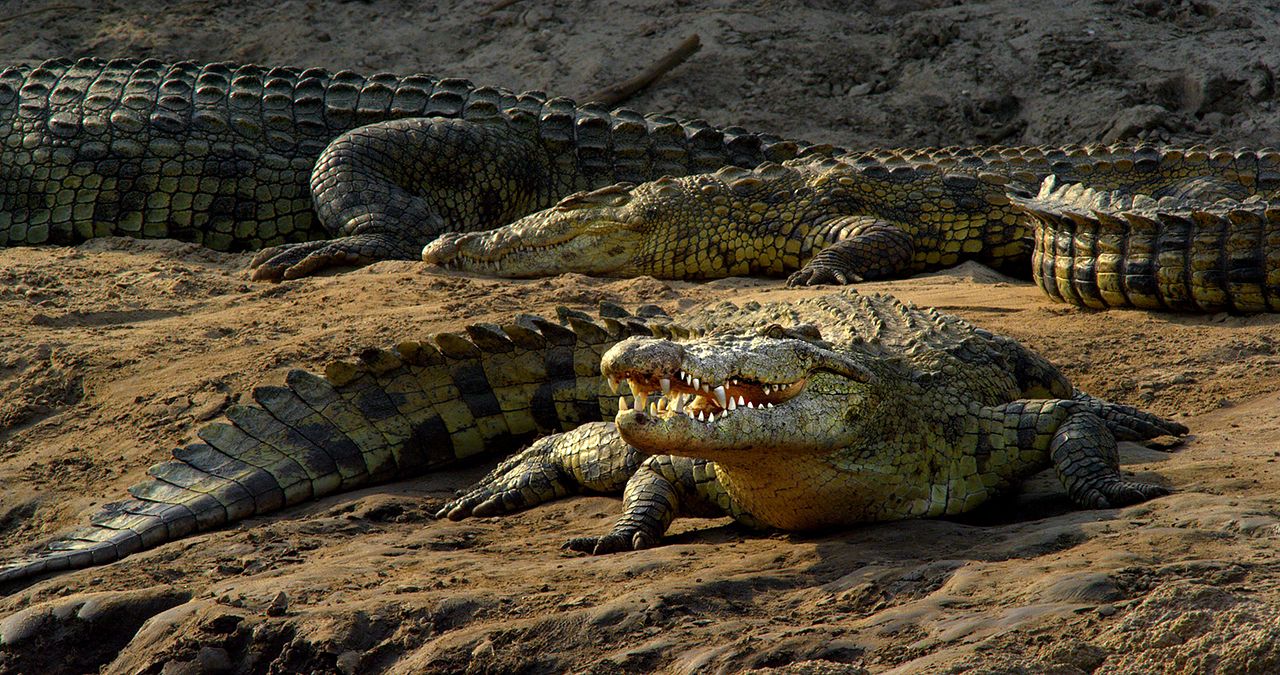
[421,174,781,278]
[421,182,652,277]
[601,323,878,464]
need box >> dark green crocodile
[422,145,1280,312]
[0,57,827,280]
[0,291,1185,584]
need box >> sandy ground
[1,0,1280,673]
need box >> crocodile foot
[564,528,659,555]
[249,233,416,281]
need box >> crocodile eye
[761,323,787,339]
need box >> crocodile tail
[0,304,673,586]
[1023,179,1280,312]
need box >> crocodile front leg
[442,424,752,554]
[565,455,756,554]
[438,422,641,519]
[786,222,915,286]
[251,117,551,280]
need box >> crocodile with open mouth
[0,290,1184,584]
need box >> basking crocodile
[0,291,1185,584]
[422,145,1280,312]
[0,57,826,280]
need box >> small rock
[336,650,363,675]
[197,646,233,674]
[266,591,289,617]
[1102,104,1171,143]
[1097,604,1118,617]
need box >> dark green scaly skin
[0,57,827,280]
[0,291,1185,584]
[422,144,1280,311]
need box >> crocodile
[0,290,1185,584]
[421,145,1280,311]
[0,57,827,280]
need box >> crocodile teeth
[673,394,685,413]
[746,401,755,409]
[702,383,711,392]
[697,410,705,421]
[692,377,700,390]
[713,385,727,408]
[660,378,671,395]
[727,397,737,411]
[706,411,715,423]
[736,395,746,406]
[648,401,657,415]
[618,396,627,411]
[766,402,774,408]
[634,391,648,412]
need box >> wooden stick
[585,34,702,108]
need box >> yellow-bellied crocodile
[422,145,1280,312]
[0,291,1184,584]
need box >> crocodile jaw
[603,334,873,463]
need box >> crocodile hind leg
[250,117,551,281]
[786,222,915,286]
[991,398,1184,511]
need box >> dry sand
[1,1,1279,673]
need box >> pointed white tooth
[635,392,648,411]
[618,396,627,410]
[763,385,772,395]
[707,411,716,423]
[660,378,671,395]
[692,377,700,390]
[713,385,727,408]
[702,383,711,392]
[728,398,737,411]
[746,401,755,409]
[766,402,774,408]
[737,395,745,406]
[608,375,619,393]
[697,410,705,421]
[648,401,657,415]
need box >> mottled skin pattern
[0,57,824,280]
[423,144,1280,311]
[0,292,1184,585]
[1020,177,1280,312]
